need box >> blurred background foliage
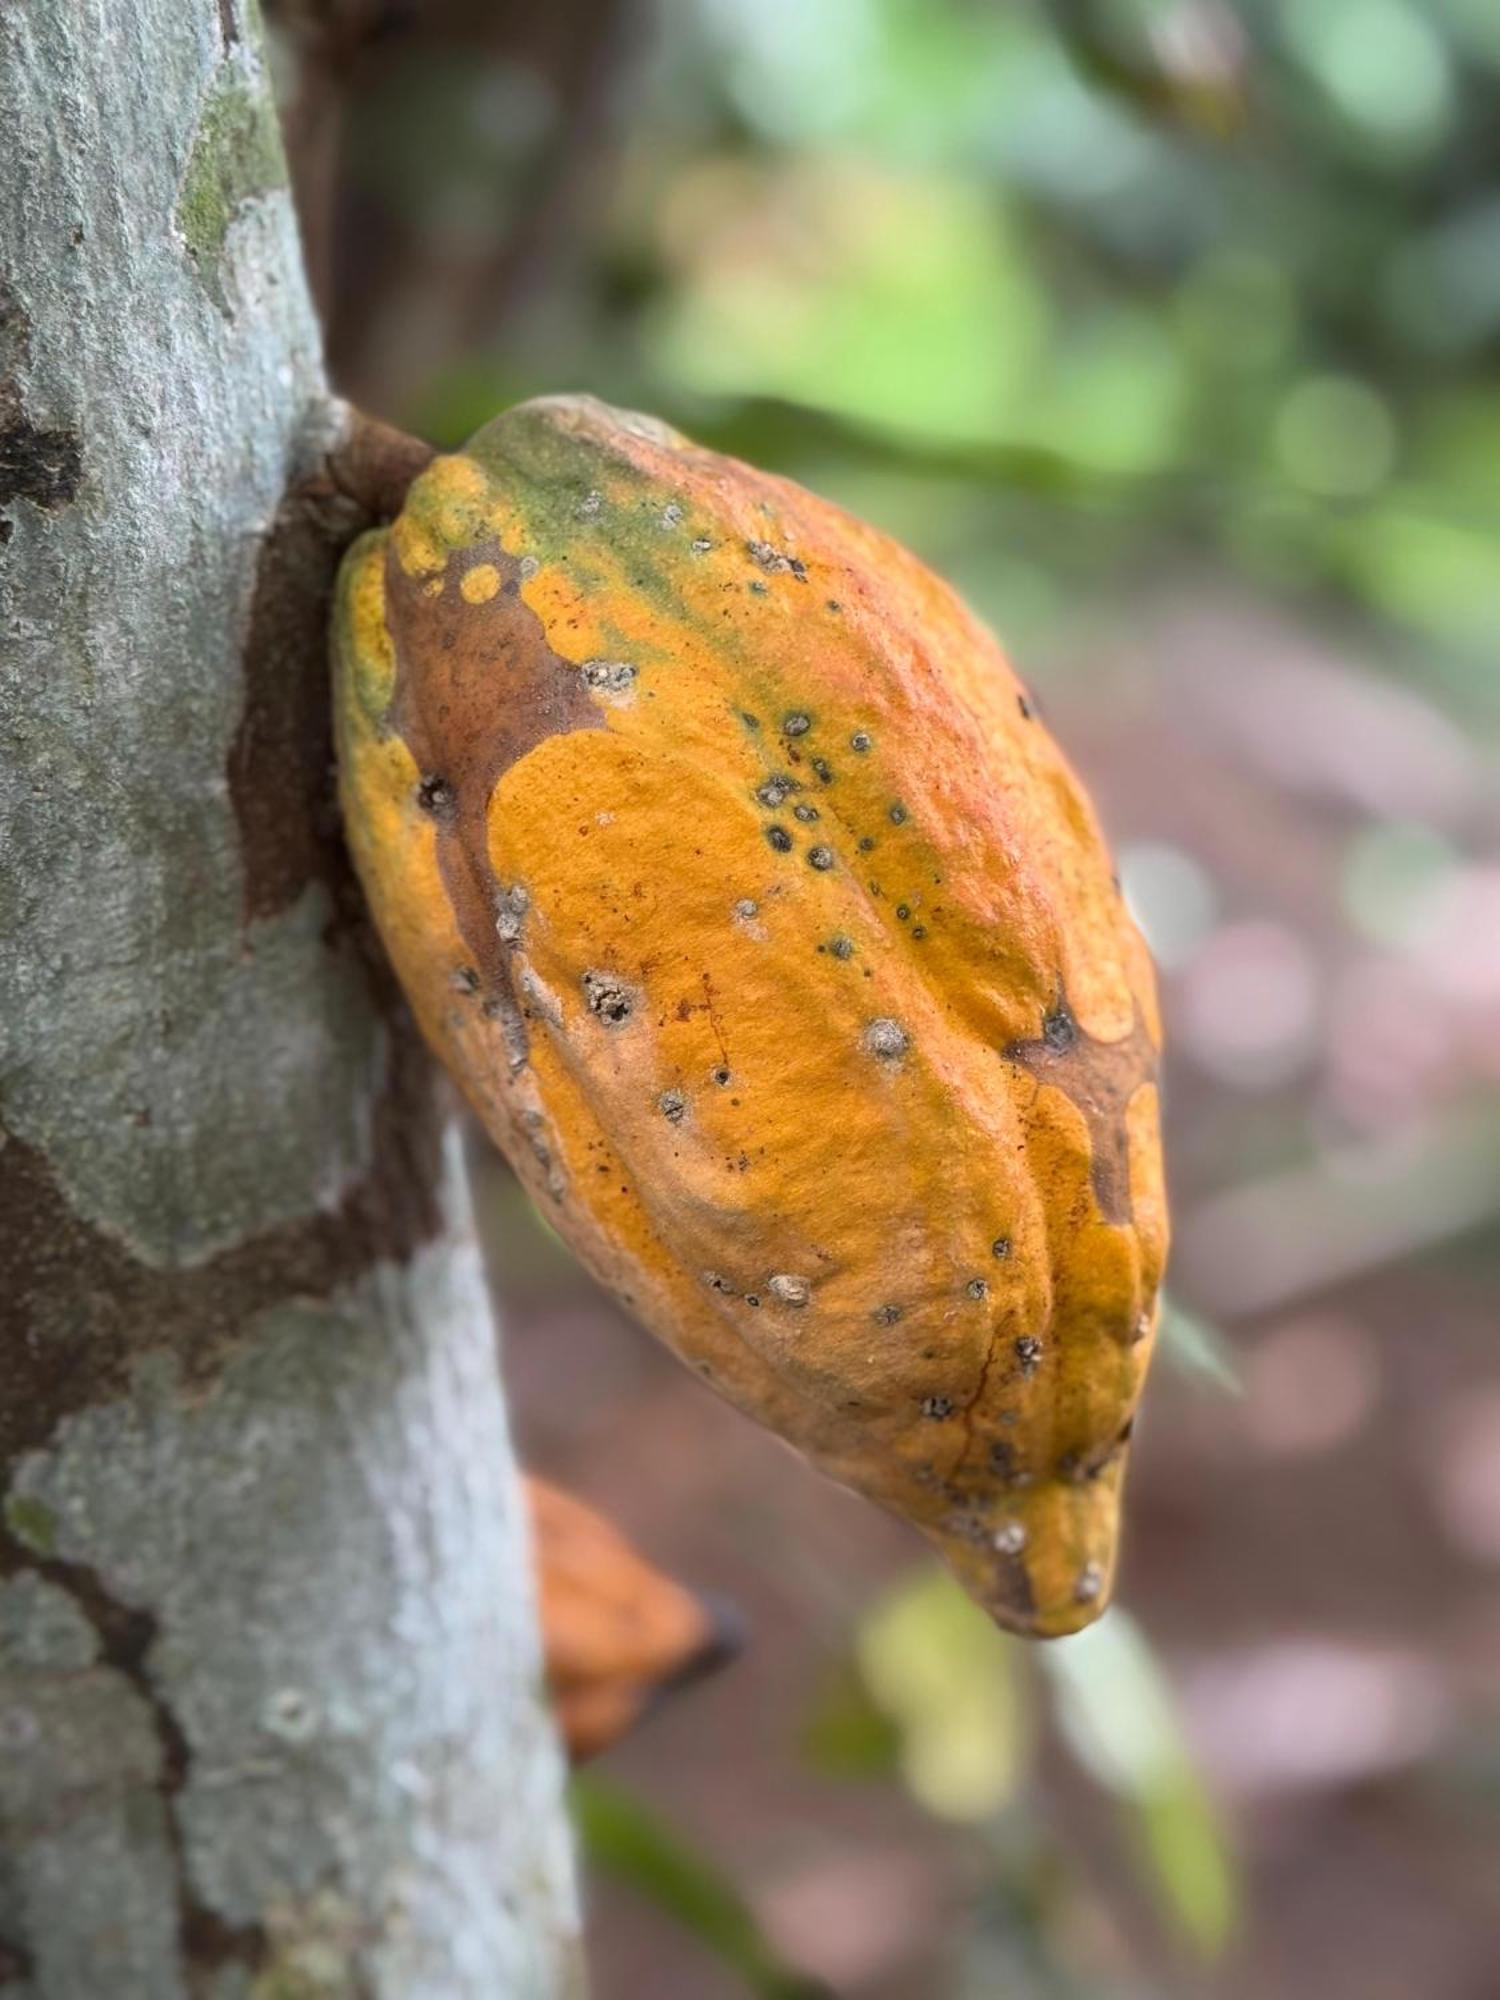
[303,0,1500,717]
[270,1,1500,1993]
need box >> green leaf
[570,1775,829,1999]
[856,1567,1027,1822]
[1157,1296,1243,1396]
[802,1658,902,1780]
[1040,1611,1237,1956]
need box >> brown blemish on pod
[1002,994,1158,1227]
[385,534,605,1005]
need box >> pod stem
[326,405,436,522]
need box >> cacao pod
[333,396,1167,1638]
[527,1476,735,1760]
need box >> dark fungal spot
[826,598,842,613]
[658,1089,687,1123]
[1014,1335,1043,1378]
[712,1066,731,1086]
[704,1271,737,1296]
[888,803,908,825]
[416,775,456,820]
[1017,692,1033,719]
[745,1294,761,1307]
[757,776,796,808]
[452,966,480,995]
[872,1303,903,1326]
[921,1396,954,1421]
[812,757,833,782]
[793,802,820,823]
[829,934,855,960]
[858,836,875,853]
[808,845,835,871]
[1041,1003,1077,1053]
[850,731,872,752]
[766,825,793,853]
[965,1278,988,1301]
[992,1236,1012,1260]
[911,925,927,940]
[783,711,811,737]
[896,904,910,921]
[748,580,769,596]
[582,970,635,1026]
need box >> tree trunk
[0,3,581,1993]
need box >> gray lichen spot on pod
[768,1273,811,1307]
[580,659,637,700]
[581,970,636,1026]
[1074,1562,1104,1604]
[495,883,530,943]
[863,1018,909,1061]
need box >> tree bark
[0,3,581,1994]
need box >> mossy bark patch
[3,1493,58,1555]
[176,62,288,312]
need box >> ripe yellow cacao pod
[333,396,1167,1638]
[527,1476,735,1761]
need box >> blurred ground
[268,0,1500,1989]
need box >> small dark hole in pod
[416,775,456,820]
[1042,1004,1076,1052]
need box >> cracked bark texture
[0,2,581,1994]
